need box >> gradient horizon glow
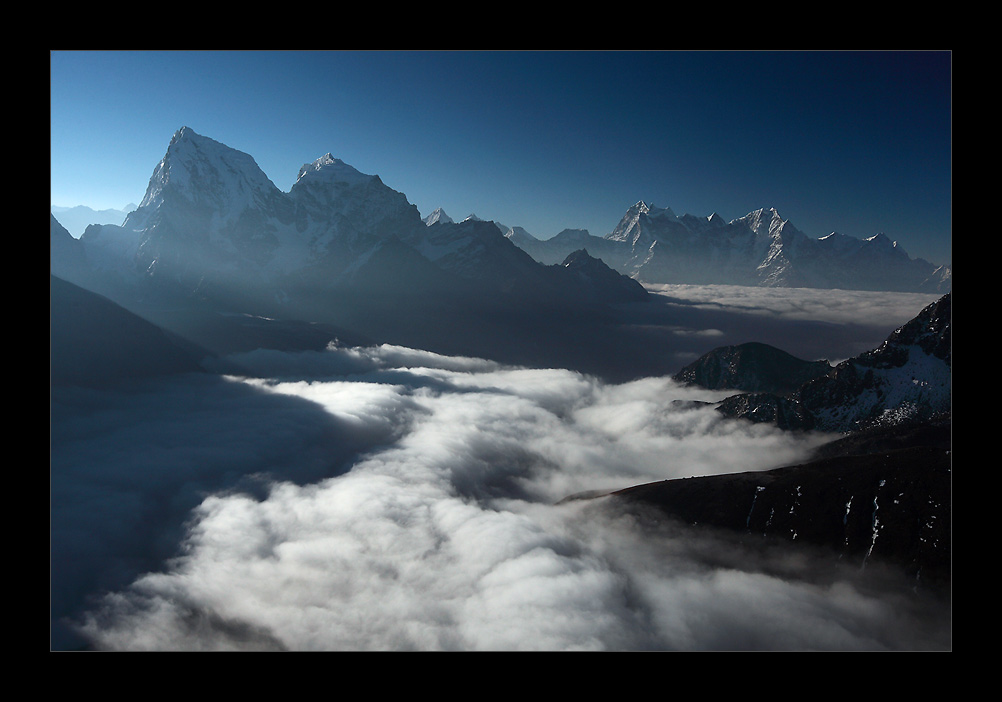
[50,50,952,266]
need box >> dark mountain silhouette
[673,341,832,394]
[553,249,648,303]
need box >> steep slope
[422,207,454,226]
[608,419,950,592]
[289,152,426,265]
[50,275,207,387]
[125,127,298,284]
[405,218,550,295]
[716,294,951,433]
[50,215,87,279]
[796,293,951,431]
[553,249,648,303]
[51,214,144,312]
[76,129,429,304]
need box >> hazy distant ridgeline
[51,204,134,237]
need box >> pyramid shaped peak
[169,125,197,144]
[423,207,453,226]
[562,248,595,265]
[161,126,260,166]
[134,127,278,213]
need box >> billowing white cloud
[60,342,950,651]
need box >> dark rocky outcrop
[673,341,832,395]
[716,294,951,434]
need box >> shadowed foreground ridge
[610,417,950,592]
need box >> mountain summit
[52,127,658,378]
[509,203,950,293]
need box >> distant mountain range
[55,128,949,297]
[495,201,950,292]
[51,204,135,237]
[50,126,952,380]
[53,128,635,303]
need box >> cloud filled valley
[52,316,951,651]
[49,66,952,653]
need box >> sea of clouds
[51,287,949,651]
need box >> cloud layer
[54,340,950,651]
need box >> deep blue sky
[50,50,952,265]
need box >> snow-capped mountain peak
[134,126,280,214]
[647,204,678,220]
[607,200,674,245]
[739,207,788,238]
[423,207,454,226]
[296,153,374,186]
[516,199,951,292]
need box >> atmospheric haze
[51,288,950,651]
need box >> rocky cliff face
[715,294,951,433]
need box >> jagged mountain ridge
[501,200,950,293]
[52,127,667,379]
[557,248,648,303]
[714,294,951,433]
[63,128,645,309]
